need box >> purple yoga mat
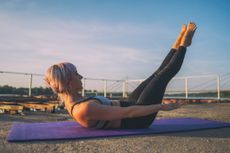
[7,118,230,142]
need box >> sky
[0,0,230,82]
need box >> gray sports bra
[70,96,112,129]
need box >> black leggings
[120,46,187,129]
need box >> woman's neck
[59,92,82,114]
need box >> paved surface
[1,103,230,153]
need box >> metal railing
[0,71,43,97]
[0,70,230,100]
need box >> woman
[45,22,197,129]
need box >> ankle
[172,44,179,50]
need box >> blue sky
[0,0,230,81]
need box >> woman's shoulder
[78,96,110,104]
[77,98,101,106]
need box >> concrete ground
[1,102,230,153]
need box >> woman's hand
[160,102,184,111]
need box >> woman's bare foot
[180,22,197,47]
[172,24,187,49]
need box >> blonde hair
[45,62,77,96]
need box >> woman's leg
[136,46,186,104]
[135,22,197,106]
[127,48,176,102]
[120,22,197,129]
[121,46,187,128]
[128,24,187,102]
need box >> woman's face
[71,71,83,92]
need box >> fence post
[29,74,33,97]
[104,80,107,97]
[122,80,126,98]
[82,78,86,97]
[217,75,220,100]
[185,77,188,99]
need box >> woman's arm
[76,101,183,121]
